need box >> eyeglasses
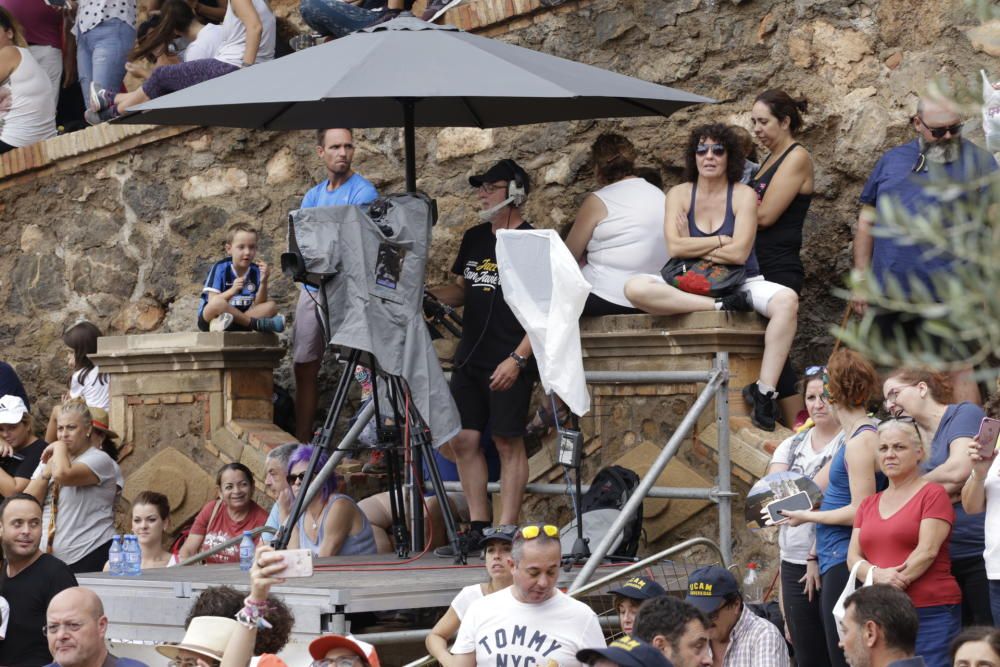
[884,383,917,404]
[695,144,726,157]
[286,472,307,486]
[310,658,361,667]
[919,117,963,139]
[518,524,559,540]
[42,621,84,635]
[478,182,508,194]
[168,660,220,667]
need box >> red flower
[676,271,712,295]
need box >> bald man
[44,587,149,667]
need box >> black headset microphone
[476,160,527,222]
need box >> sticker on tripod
[375,243,405,289]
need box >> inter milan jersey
[199,258,261,315]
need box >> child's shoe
[209,312,234,332]
[89,82,115,113]
[253,315,285,333]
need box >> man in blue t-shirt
[852,95,998,401]
[293,128,379,443]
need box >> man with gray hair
[261,443,299,544]
[450,523,605,667]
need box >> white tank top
[0,47,56,148]
[213,0,276,67]
[580,177,668,307]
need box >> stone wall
[0,0,994,424]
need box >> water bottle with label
[108,535,123,576]
[239,531,255,571]
[124,535,142,576]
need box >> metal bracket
[173,582,193,598]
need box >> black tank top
[687,181,759,277]
[749,143,812,292]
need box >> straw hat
[87,406,120,441]
[155,616,239,662]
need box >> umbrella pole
[403,98,417,193]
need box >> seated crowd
[0,77,997,667]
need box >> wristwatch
[508,352,527,369]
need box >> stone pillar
[91,332,296,530]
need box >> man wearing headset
[431,159,536,551]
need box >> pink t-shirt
[854,483,961,608]
[191,500,268,564]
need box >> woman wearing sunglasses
[884,369,992,627]
[847,418,961,667]
[624,123,799,433]
[779,349,882,667]
[179,462,269,564]
[286,445,377,557]
[764,365,843,667]
[425,526,516,666]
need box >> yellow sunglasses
[518,524,559,540]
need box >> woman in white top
[125,0,225,83]
[88,0,274,120]
[45,321,110,443]
[960,392,1000,624]
[564,132,668,316]
[0,9,56,153]
[26,397,123,574]
[425,527,515,667]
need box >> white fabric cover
[495,229,591,416]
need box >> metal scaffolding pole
[424,480,721,500]
[714,352,732,567]
[568,368,726,593]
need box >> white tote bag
[832,560,874,641]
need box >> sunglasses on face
[920,119,963,139]
[286,472,307,485]
[695,144,726,157]
[518,524,559,540]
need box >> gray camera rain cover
[289,195,460,447]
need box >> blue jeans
[77,18,136,104]
[915,605,960,667]
[300,0,379,38]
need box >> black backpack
[579,465,643,558]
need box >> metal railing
[177,525,275,567]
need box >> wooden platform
[79,552,648,645]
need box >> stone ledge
[0,123,195,188]
[93,331,286,373]
[581,312,767,360]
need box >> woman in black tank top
[625,124,801,431]
[749,90,815,426]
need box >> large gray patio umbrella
[116,15,711,190]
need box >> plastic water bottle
[239,531,255,571]
[108,535,123,576]
[124,535,142,576]
[743,562,761,602]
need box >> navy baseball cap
[577,635,674,667]
[685,565,740,614]
[469,159,531,194]
[609,575,667,601]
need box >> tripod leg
[274,348,362,550]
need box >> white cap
[0,396,28,425]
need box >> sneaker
[209,312,234,332]
[718,291,754,312]
[742,382,778,431]
[289,33,322,51]
[370,8,402,25]
[420,0,448,21]
[434,526,485,558]
[254,314,285,333]
[88,82,115,113]
[84,105,117,126]
[362,448,387,474]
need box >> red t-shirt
[191,499,269,564]
[854,483,961,607]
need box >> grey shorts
[292,289,327,364]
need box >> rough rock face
[0,0,993,423]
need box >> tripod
[554,395,588,570]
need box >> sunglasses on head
[518,524,559,540]
[804,365,827,376]
[286,472,307,485]
[695,144,726,157]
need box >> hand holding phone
[270,548,313,578]
[764,491,813,525]
[974,417,1000,459]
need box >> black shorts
[449,364,535,438]
[582,293,642,317]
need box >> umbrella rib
[460,96,486,128]
[615,96,675,119]
[260,102,300,130]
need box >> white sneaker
[209,312,234,332]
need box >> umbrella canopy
[117,16,711,130]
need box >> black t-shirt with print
[451,221,532,370]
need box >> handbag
[659,257,746,298]
[832,559,875,640]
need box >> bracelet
[806,556,817,562]
[235,605,273,630]
[244,596,268,609]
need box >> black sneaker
[433,526,485,558]
[420,0,448,21]
[743,382,778,431]
[717,291,754,312]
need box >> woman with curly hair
[625,123,799,432]
[885,368,992,626]
[779,349,883,667]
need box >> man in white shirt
[451,523,606,667]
